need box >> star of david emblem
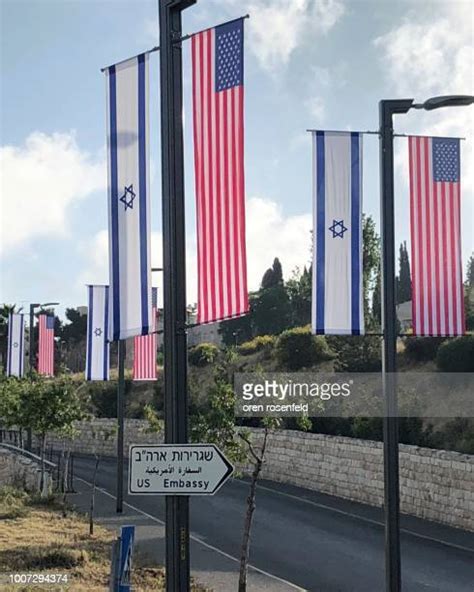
[329,219,348,238]
[119,184,136,211]
[13,342,19,348]
[94,328,103,337]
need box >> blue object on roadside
[118,525,135,591]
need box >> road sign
[128,444,234,495]
[118,525,135,592]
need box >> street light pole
[159,1,196,590]
[116,338,126,513]
[379,94,473,592]
[379,99,413,592]
[29,303,40,373]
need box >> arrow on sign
[128,444,234,496]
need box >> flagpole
[116,338,126,513]
[159,1,196,590]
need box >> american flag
[191,18,249,324]
[133,288,158,381]
[409,136,464,336]
[38,314,55,376]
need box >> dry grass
[0,489,208,591]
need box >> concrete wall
[35,420,474,531]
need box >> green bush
[436,336,474,372]
[275,326,333,371]
[237,335,276,356]
[326,335,381,372]
[188,343,219,367]
[430,418,474,454]
[404,337,446,362]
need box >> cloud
[173,0,345,73]
[305,95,326,122]
[79,196,312,307]
[246,196,312,289]
[77,230,165,304]
[0,131,105,255]
[375,3,474,259]
[245,0,345,72]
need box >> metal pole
[116,339,126,513]
[159,1,195,590]
[379,99,413,592]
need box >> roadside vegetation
[0,487,209,592]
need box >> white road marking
[76,476,306,591]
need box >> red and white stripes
[38,314,54,376]
[133,309,157,381]
[409,136,464,336]
[191,28,248,325]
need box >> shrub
[237,335,276,356]
[327,335,382,372]
[275,326,333,371]
[430,418,474,454]
[188,343,219,367]
[436,336,474,372]
[404,337,446,362]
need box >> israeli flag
[7,312,25,377]
[86,285,110,381]
[312,131,364,335]
[105,54,151,341]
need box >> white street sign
[128,444,234,495]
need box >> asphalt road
[73,454,474,592]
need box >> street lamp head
[414,95,474,111]
[42,302,60,307]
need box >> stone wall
[0,446,53,493]
[35,420,474,531]
[34,418,162,457]
[240,429,474,532]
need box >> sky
[1,0,473,319]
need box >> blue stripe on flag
[86,286,93,381]
[7,313,12,376]
[351,132,361,335]
[19,315,24,377]
[137,54,149,336]
[103,286,109,380]
[316,131,325,334]
[109,66,120,342]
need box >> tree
[261,258,283,289]
[396,241,412,304]
[362,215,380,325]
[252,284,290,336]
[252,258,291,335]
[219,303,254,346]
[0,304,20,373]
[237,418,281,592]
[286,266,312,327]
[465,254,474,331]
[60,308,87,345]
[19,376,87,491]
[371,261,382,329]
